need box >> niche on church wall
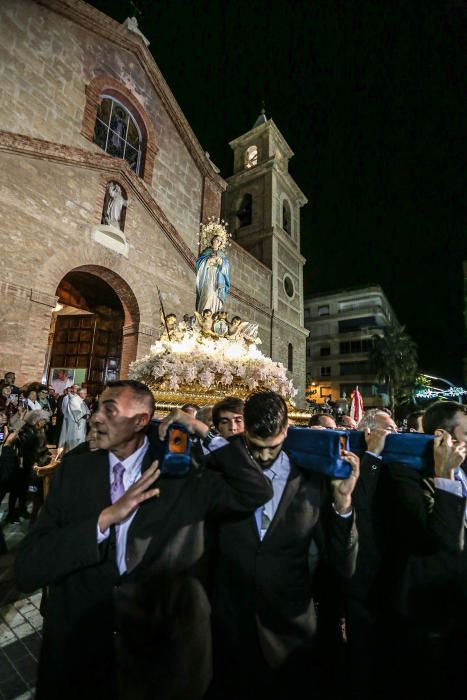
[93,181,129,257]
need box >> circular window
[284,276,294,298]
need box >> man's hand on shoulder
[433,430,466,479]
[364,427,389,457]
[97,460,160,533]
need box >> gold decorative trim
[150,381,311,425]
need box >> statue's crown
[199,217,231,251]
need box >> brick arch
[82,75,158,185]
[70,264,140,327]
[60,265,141,380]
[37,241,157,330]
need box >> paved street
[0,504,41,700]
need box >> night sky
[88,0,467,383]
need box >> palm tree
[369,325,418,414]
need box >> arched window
[245,145,258,168]
[282,199,291,235]
[83,76,157,184]
[93,96,142,175]
[288,343,293,372]
[237,193,252,227]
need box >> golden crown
[199,217,231,251]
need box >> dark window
[338,316,377,333]
[320,366,331,377]
[339,361,371,376]
[93,96,142,174]
[237,193,252,227]
[282,200,291,234]
[284,276,294,298]
[320,346,331,356]
[288,343,293,372]
[340,339,374,353]
[318,305,330,317]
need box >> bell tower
[222,108,309,403]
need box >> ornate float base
[130,321,311,424]
[151,383,311,426]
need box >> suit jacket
[344,451,385,604]
[210,444,358,672]
[388,463,467,627]
[14,436,273,700]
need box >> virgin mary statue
[196,233,230,314]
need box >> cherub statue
[226,316,243,340]
[160,312,181,342]
[194,309,217,337]
[226,315,261,345]
[178,313,195,333]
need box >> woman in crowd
[26,388,42,412]
[6,410,51,524]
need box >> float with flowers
[129,219,307,420]
[129,322,297,406]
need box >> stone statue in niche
[103,182,128,230]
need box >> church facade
[0,0,308,402]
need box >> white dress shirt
[435,466,467,525]
[255,451,291,540]
[97,437,149,575]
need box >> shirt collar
[109,436,148,475]
[263,450,290,481]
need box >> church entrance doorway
[46,268,139,397]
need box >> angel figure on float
[196,219,231,314]
[194,309,217,337]
[226,315,261,345]
[226,316,243,340]
[159,312,181,342]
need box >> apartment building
[304,285,398,408]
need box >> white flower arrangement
[129,330,297,400]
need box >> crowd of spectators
[0,371,91,551]
[1,371,466,699]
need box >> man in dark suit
[387,401,467,700]
[208,391,360,700]
[341,409,398,698]
[15,380,273,700]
